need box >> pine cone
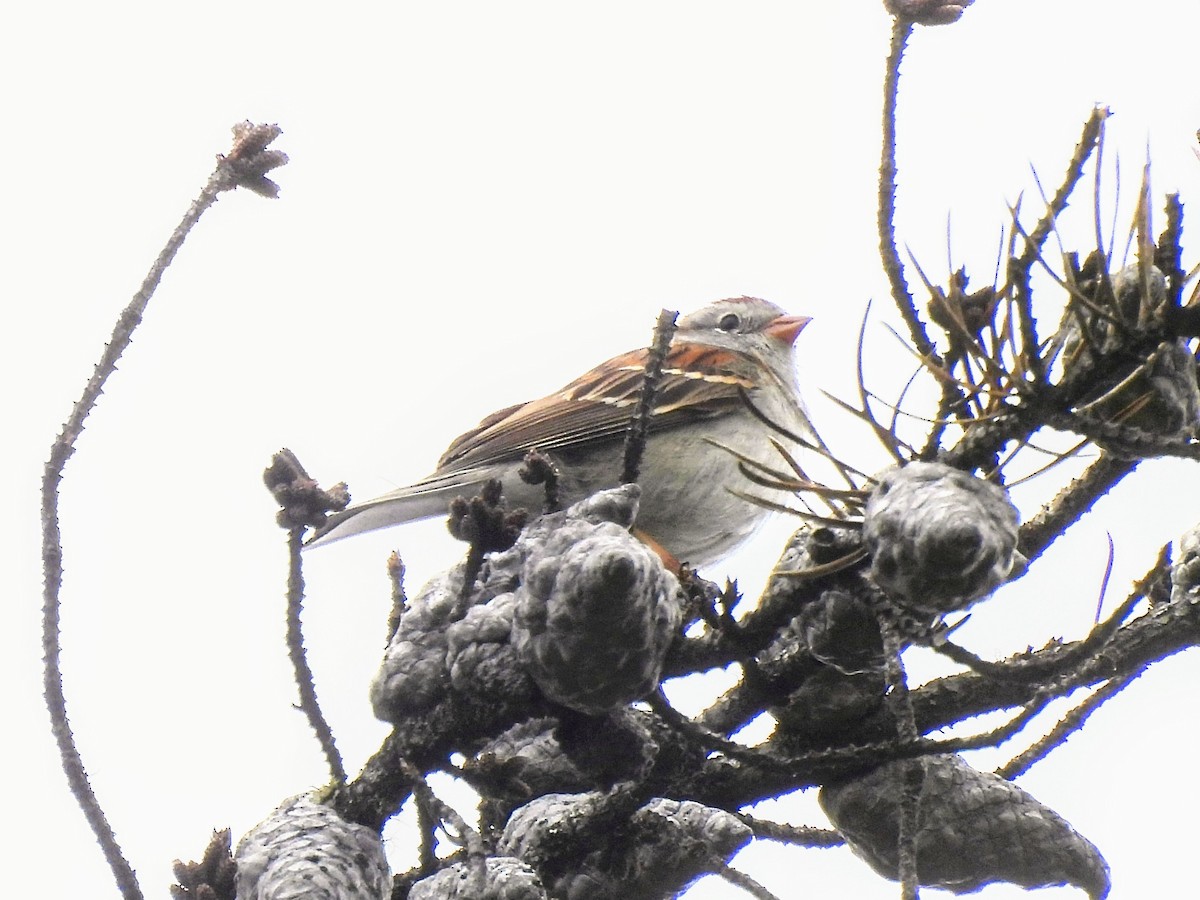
[445,591,537,705]
[234,794,389,900]
[371,485,681,720]
[512,520,683,714]
[470,719,590,799]
[863,462,1022,613]
[820,755,1109,898]
[498,792,750,898]
[408,856,547,900]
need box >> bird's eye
[718,313,741,332]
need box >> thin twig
[1017,107,1110,272]
[621,308,678,485]
[386,551,408,645]
[920,376,967,462]
[878,17,935,360]
[737,813,844,848]
[415,780,442,872]
[1093,114,1108,271]
[996,665,1149,780]
[400,760,486,862]
[877,610,921,899]
[995,437,1089,489]
[41,122,286,900]
[1008,220,1124,328]
[1094,533,1116,623]
[1017,452,1138,564]
[1157,193,1185,306]
[649,691,780,766]
[934,588,1143,684]
[1008,108,1111,392]
[897,759,925,900]
[854,301,909,463]
[1135,159,1156,328]
[712,861,784,900]
[1010,253,1044,386]
[922,684,1061,755]
[286,529,347,784]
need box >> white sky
[6,2,1200,897]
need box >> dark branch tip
[217,121,288,197]
[885,0,975,26]
[263,448,350,531]
[518,448,562,513]
[170,829,237,900]
[446,480,527,553]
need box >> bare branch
[621,308,679,485]
[42,122,287,900]
[285,528,347,784]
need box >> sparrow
[307,296,817,567]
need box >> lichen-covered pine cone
[370,485,684,720]
[819,754,1110,898]
[498,791,751,898]
[234,794,389,900]
[470,718,590,798]
[863,461,1022,613]
[408,856,548,900]
[511,491,684,714]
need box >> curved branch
[878,17,935,359]
[42,123,287,900]
[285,529,346,784]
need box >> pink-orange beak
[765,314,812,345]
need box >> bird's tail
[303,480,464,549]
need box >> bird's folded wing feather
[436,344,755,473]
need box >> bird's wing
[436,343,756,472]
